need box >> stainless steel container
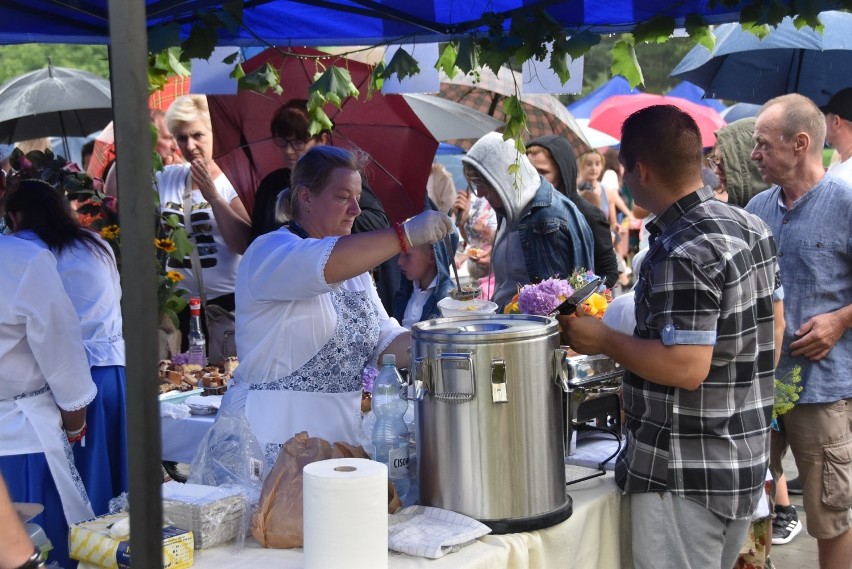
[411,314,572,533]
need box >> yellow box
[69,513,194,569]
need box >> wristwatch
[14,546,45,569]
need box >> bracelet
[14,546,45,569]
[66,424,87,444]
[393,223,408,254]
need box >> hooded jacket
[714,118,770,207]
[527,135,620,287]
[463,132,594,309]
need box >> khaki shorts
[770,399,852,539]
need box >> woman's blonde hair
[165,95,211,133]
[276,146,365,220]
[577,149,603,170]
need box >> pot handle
[553,348,571,393]
[413,357,431,401]
[433,353,476,404]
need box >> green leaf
[435,43,459,79]
[794,12,824,33]
[168,228,194,261]
[564,31,601,60]
[611,36,644,88]
[369,61,386,96]
[236,62,282,95]
[222,51,240,65]
[631,15,676,44]
[148,23,181,53]
[685,14,715,52]
[455,38,479,75]
[549,44,572,85]
[166,49,190,76]
[309,66,359,110]
[381,47,421,81]
[164,214,182,230]
[502,95,527,141]
[180,24,218,60]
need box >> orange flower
[154,238,176,253]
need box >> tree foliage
[0,44,109,84]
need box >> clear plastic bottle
[371,354,411,502]
[187,297,207,367]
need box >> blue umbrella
[666,81,726,113]
[671,11,852,106]
[567,76,642,119]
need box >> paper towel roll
[303,458,388,569]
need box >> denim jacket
[517,179,595,282]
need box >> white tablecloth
[161,415,215,463]
[190,473,629,569]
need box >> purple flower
[517,278,575,315]
[362,365,378,393]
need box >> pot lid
[411,313,558,342]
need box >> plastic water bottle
[187,297,207,367]
[371,354,411,502]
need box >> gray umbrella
[0,62,112,144]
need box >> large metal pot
[411,314,571,533]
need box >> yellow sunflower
[154,238,176,253]
[99,225,120,240]
[166,271,184,283]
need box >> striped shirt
[616,186,777,520]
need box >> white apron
[243,289,381,471]
[6,388,94,523]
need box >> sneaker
[772,506,803,545]
[787,476,803,495]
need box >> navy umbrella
[671,10,852,106]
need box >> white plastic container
[437,297,498,317]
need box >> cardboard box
[69,513,193,569]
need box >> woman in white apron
[216,146,454,472]
[6,179,128,517]
[0,236,97,567]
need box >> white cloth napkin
[388,506,491,559]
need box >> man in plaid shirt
[561,105,777,569]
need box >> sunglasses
[274,138,309,151]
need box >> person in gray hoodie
[526,135,620,287]
[462,132,595,309]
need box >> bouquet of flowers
[504,269,612,318]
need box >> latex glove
[403,210,454,248]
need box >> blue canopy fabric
[671,10,852,106]
[0,0,821,46]
[666,81,727,113]
[567,76,642,119]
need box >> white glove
[403,210,454,248]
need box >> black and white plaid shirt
[616,186,777,520]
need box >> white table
[190,472,630,569]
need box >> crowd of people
[0,84,849,569]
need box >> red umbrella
[208,47,437,224]
[589,93,726,147]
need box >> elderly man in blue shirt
[745,93,852,569]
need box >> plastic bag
[187,411,264,506]
[251,431,400,548]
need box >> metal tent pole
[106,0,163,566]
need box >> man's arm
[789,303,852,361]
[559,314,713,390]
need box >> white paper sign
[522,42,584,95]
[190,46,240,95]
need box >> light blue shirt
[745,177,852,404]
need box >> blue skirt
[0,453,76,568]
[73,365,129,516]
